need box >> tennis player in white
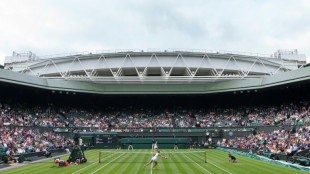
[154,141,159,152]
[144,150,168,170]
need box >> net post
[205,151,207,163]
[99,152,101,163]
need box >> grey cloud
[0,0,310,64]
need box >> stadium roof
[0,65,310,94]
[4,50,305,84]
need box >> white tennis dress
[152,152,159,161]
[154,144,158,149]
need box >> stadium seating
[1,97,310,167]
[1,100,310,129]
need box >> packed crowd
[0,127,74,157]
[1,101,310,130]
[219,126,310,155]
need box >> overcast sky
[0,0,310,65]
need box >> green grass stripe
[66,150,104,174]
[180,153,212,174]
[172,152,204,174]
[202,151,260,174]
[205,149,302,173]
[2,149,310,174]
[4,162,49,174]
[79,155,116,174]
[130,151,150,174]
[3,150,107,174]
[201,150,290,174]
[160,153,168,174]
[75,151,117,174]
[189,151,244,174]
[184,152,225,174]
[161,153,176,174]
[90,153,127,174]
[28,150,99,174]
[3,151,72,174]
[106,152,142,174]
[96,153,137,173]
[95,153,130,173]
[203,149,309,174]
[190,151,239,174]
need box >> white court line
[91,153,125,174]
[208,161,233,174]
[183,154,212,174]
[190,152,233,174]
[72,152,115,174]
[72,162,97,174]
[151,151,153,174]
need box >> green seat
[263,153,274,159]
[19,155,25,163]
[297,158,310,166]
[160,129,170,132]
[190,129,205,132]
[143,129,149,132]
[250,123,260,126]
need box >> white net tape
[99,151,205,154]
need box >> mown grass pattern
[2,149,310,174]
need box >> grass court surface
[1,149,309,174]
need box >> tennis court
[1,149,309,174]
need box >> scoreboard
[96,134,117,144]
[78,132,118,149]
[206,130,223,138]
[211,131,221,138]
[94,133,118,148]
